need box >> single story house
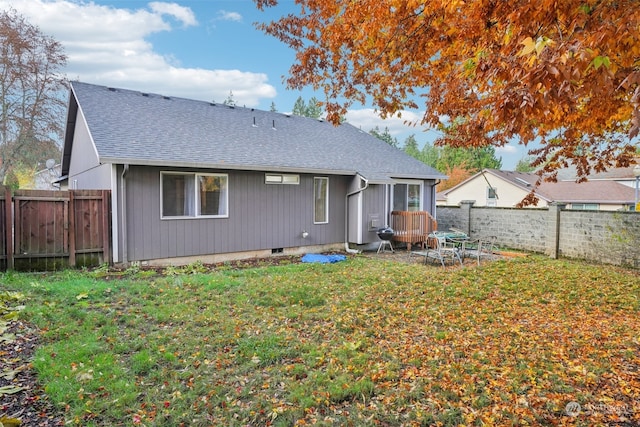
[441,169,636,210]
[61,82,446,265]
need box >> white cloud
[496,144,519,154]
[1,0,276,107]
[149,2,197,27]
[217,10,243,22]
[345,108,427,135]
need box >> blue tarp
[301,254,347,264]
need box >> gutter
[344,174,369,254]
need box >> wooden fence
[0,188,111,271]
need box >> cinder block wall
[559,210,640,267]
[436,203,639,268]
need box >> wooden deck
[390,210,438,251]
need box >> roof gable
[64,82,445,181]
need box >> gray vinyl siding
[122,166,347,262]
[362,184,387,244]
[68,114,100,177]
[68,163,112,190]
[423,179,438,217]
[67,113,111,189]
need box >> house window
[314,177,329,223]
[393,182,422,211]
[487,187,497,207]
[571,203,599,210]
[161,172,228,218]
[265,173,300,184]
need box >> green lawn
[2,255,639,426]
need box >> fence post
[4,187,13,270]
[459,200,475,235]
[68,190,76,267]
[546,203,565,259]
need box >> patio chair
[410,234,462,267]
[460,236,498,265]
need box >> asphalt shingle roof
[488,169,636,203]
[67,82,445,181]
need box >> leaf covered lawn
[3,255,640,426]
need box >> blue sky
[5,0,526,168]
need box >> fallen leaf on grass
[0,385,25,395]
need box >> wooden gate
[1,188,111,270]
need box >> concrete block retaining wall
[436,202,639,268]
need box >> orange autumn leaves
[256,0,640,182]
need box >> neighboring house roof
[63,82,445,183]
[444,169,636,204]
[555,159,640,181]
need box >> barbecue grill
[376,227,395,253]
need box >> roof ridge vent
[515,177,531,187]
[163,96,171,100]
[141,93,149,97]
[107,87,117,92]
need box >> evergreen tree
[515,156,537,172]
[292,96,307,116]
[402,135,420,158]
[369,126,398,148]
[223,91,236,106]
[305,96,323,119]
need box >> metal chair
[460,237,498,265]
[410,234,462,267]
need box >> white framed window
[487,187,497,207]
[393,181,422,211]
[571,203,599,210]
[265,173,300,184]
[314,177,329,224]
[161,172,228,219]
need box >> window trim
[392,180,423,211]
[571,203,599,211]
[265,173,300,185]
[486,186,497,207]
[160,171,229,219]
[314,176,329,224]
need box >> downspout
[344,174,369,254]
[120,164,129,264]
[433,179,441,218]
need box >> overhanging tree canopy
[255,0,639,203]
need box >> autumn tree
[436,164,473,192]
[255,0,640,204]
[0,9,67,185]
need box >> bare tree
[0,9,67,184]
